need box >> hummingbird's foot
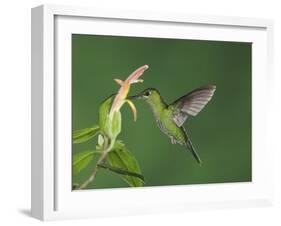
[170,137,176,144]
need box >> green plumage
[130,85,216,165]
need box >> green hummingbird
[130,85,216,165]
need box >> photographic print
[72,34,251,190]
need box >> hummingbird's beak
[128,94,142,100]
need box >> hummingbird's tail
[182,127,202,165]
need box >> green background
[72,34,252,189]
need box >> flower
[109,65,149,121]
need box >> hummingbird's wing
[171,85,216,127]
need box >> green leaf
[98,163,144,181]
[99,94,122,139]
[73,150,97,175]
[99,95,114,132]
[107,140,144,187]
[111,111,122,138]
[73,125,100,144]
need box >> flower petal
[125,99,137,121]
[114,79,124,86]
[109,65,149,120]
[125,65,149,84]
[130,79,144,84]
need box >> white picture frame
[31,4,274,221]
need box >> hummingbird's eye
[144,90,151,97]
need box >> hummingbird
[130,85,216,165]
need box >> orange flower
[109,65,149,121]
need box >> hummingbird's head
[129,88,163,106]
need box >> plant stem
[77,138,115,190]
